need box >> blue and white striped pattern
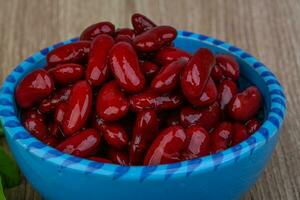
[0,31,286,182]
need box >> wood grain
[1,0,299,199]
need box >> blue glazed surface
[0,31,286,200]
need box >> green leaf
[0,177,7,200]
[0,147,21,188]
[0,123,3,137]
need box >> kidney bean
[101,122,129,150]
[129,90,183,112]
[182,126,210,160]
[86,35,114,86]
[227,86,262,121]
[245,119,261,134]
[39,86,71,113]
[187,78,218,107]
[144,125,186,165]
[181,48,215,99]
[107,148,129,165]
[115,28,135,39]
[80,21,115,41]
[166,112,181,126]
[96,81,129,121]
[218,80,238,110]
[130,110,159,165]
[62,81,92,136]
[140,61,160,80]
[42,135,59,147]
[131,13,156,34]
[211,65,224,82]
[16,69,54,108]
[151,58,187,94]
[232,122,249,146]
[57,129,101,157]
[48,63,84,85]
[23,111,49,141]
[155,47,191,66]
[211,122,233,153]
[21,109,42,121]
[109,42,145,93]
[215,54,240,80]
[47,41,90,66]
[180,101,221,131]
[88,156,113,163]
[133,26,177,52]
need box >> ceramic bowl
[0,30,286,200]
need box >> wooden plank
[0,0,299,199]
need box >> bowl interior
[0,31,286,181]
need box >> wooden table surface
[1,0,299,199]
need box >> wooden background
[1,0,299,199]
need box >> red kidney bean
[151,58,187,94]
[181,48,215,99]
[107,148,129,165]
[232,122,249,146]
[21,109,42,121]
[88,156,113,163]
[211,65,224,82]
[210,122,233,153]
[48,63,84,85]
[57,129,101,157]
[16,69,54,108]
[80,21,115,41]
[114,35,133,44]
[182,126,210,160]
[96,81,129,121]
[215,54,240,80]
[39,86,71,113]
[166,112,181,126]
[155,47,191,66]
[218,80,238,110]
[227,86,262,121]
[131,13,156,34]
[140,61,160,79]
[129,90,183,112]
[42,135,59,147]
[180,101,221,131]
[115,28,135,39]
[23,111,49,141]
[245,119,261,134]
[133,26,177,52]
[187,78,218,107]
[144,125,186,165]
[86,35,114,86]
[47,41,90,66]
[130,110,159,165]
[109,42,145,93]
[101,122,129,150]
[62,81,92,136]
[50,103,67,137]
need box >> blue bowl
[0,31,286,200]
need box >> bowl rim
[0,30,287,182]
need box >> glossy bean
[131,13,156,34]
[47,41,90,65]
[227,86,262,121]
[62,81,92,136]
[88,156,113,163]
[109,42,145,93]
[80,21,115,41]
[210,122,233,153]
[144,125,186,165]
[23,112,49,141]
[245,119,261,134]
[155,47,191,66]
[115,28,135,39]
[96,81,129,121]
[232,122,249,146]
[215,54,240,80]
[130,110,159,165]
[57,129,101,158]
[218,80,238,110]
[101,122,129,150]
[107,149,129,165]
[151,58,187,94]
[49,63,84,85]
[140,61,160,80]
[16,69,54,108]
[181,48,215,99]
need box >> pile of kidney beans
[15,13,263,166]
